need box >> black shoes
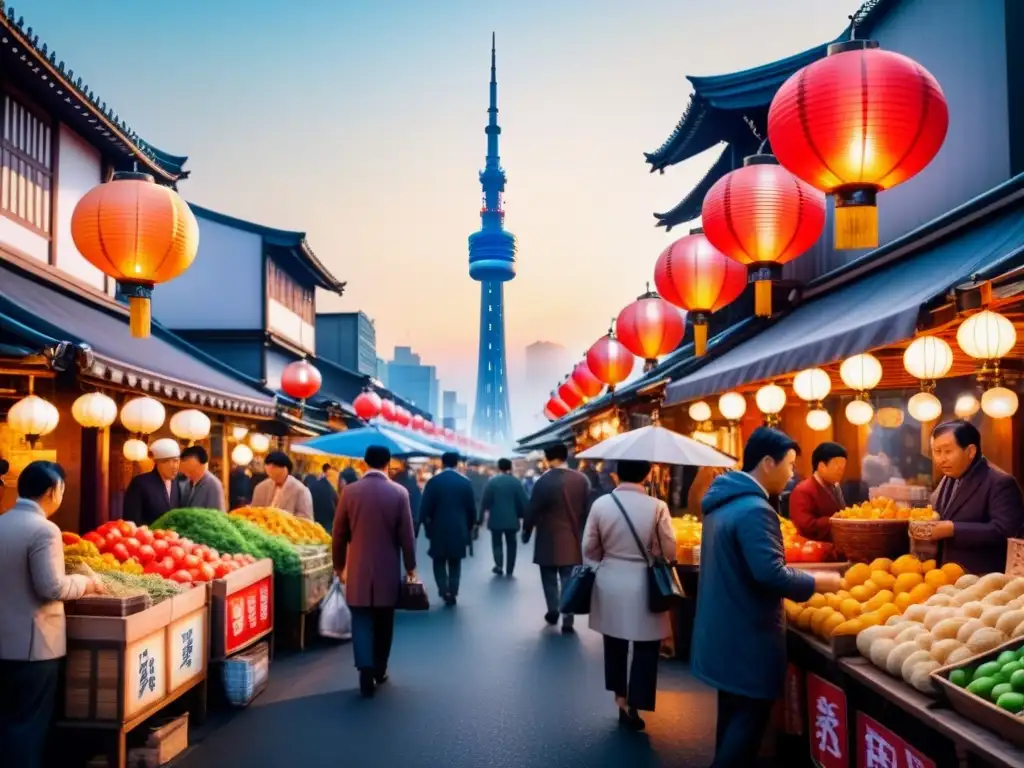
[544,611,559,625]
[492,566,503,575]
[443,593,457,607]
[359,669,376,698]
[561,622,575,634]
[374,669,389,685]
[618,707,645,731]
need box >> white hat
[149,438,181,461]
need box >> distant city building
[521,340,571,433]
[375,357,389,387]
[387,345,439,419]
[315,311,377,376]
[442,390,468,432]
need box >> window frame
[0,90,55,240]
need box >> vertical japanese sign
[124,630,167,719]
[224,575,273,655]
[806,672,849,768]
[783,663,805,735]
[168,610,207,691]
[856,712,935,768]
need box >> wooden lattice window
[0,94,52,236]
[267,259,314,323]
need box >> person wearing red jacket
[789,442,848,542]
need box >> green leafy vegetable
[226,516,302,576]
[152,507,255,555]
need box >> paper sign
[224,575,273,655]
[856,712,936,768]
[125,629,167,719]
[168,610,207,690]
[807,672,849,768]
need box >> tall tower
[469,34,516,445]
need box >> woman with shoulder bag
[581,459,677,730]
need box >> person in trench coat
[419,452,477,606]
[582,459,676,730]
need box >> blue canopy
[293,426,442,459]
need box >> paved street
[178,536,717,768]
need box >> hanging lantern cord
[756,137,771,155]
[848,14,858,41]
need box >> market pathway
[177,536,718,768]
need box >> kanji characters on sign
[806,672,849,768]
[855,713,935,768]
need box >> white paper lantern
[907,392,942,423]
[7,394,59,439]
[875,407,905,429]
[957,310,1017,361]
[248,433,271,454]
[688,401,712,423]
[806,408,832,431]
[120,396,165,435]
[231,426,249,441]
[718,392,747,422]
[953,394,980,419]
[755,384,786,415]
[231,443,255,466]
[71,392,118,429]
[845,399,874,426]
[839,353,883,392]
[903,336,953,381]
[169,409,211,442]
[980,387,1019,419]
[793,368,831,403]
[123,438,149,462]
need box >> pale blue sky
[30,0,862,435]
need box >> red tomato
[166,546,186,564]
[137,544,157,564]
[221,553,234,562]
[135,528,154,545]
[233,553,247,563]
[196,564,215,582]
[178,539,194,555]
[152,539,170,555]
[62,531,81,546]
[97,521,116,536]
[785,544,804,563]
[182,554,201,569]
[143,560,162,575]
[158,556,176,574]
[122,537,141,555]
[110,542,131,562]
[170,570,193,584]
[116,520,136,536]
[104,529,123,544]
[203,548,219,562]
[213,562,232,578]
[83,532,105,548]
[158,529,180,542]
[802,541,824,563]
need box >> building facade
[387,346,439,419]
[316,311,377,376]
[442,390,468,432]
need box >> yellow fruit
[924,570,948,589]
[796,606,816,631]
[849,585,874,602]
[833,618,866,636]
[807,593,828,609]
[864,590,895,613]
[941,563,966,583]
[894,593,915,613]
[836,590,851,602]
[844,563,872,588]
[811,607,837,635]
[870,571,896,590]
[859,611,883,628]
[876,603,901,623]
[827,593,844,611]
[840,598,863,620]
[822,613,846,638]
[869,558,894,572]
[892,555,924,576]
[908,583,936,604]
[784,600,803,623]
[862,579,879,594]
[893,572,925,595]
[921,559,937,572]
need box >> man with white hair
[123,437,183,525]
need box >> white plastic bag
[318,577,352,640]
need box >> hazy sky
[31,0,862,436]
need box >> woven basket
[830,518,910,563]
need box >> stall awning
[665,180,1024,405]
[0,264,276,416]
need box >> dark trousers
[602,636,661,712]
[0,658,60,768]
[350,607,395,673]
[712,689,775,767]
[539,565,575,625]
[432,557,462,597]
[491,530,517,573]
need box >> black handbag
[610,492,683,614]
[559,564,596,614]
[397,576,430,611]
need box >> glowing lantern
[755,384,787,426]
[558,377,585,410]
[422,421,435,436]
[354,391,382,421]
[169,409,211,443]
[653,229,747,356]
[120,396,165,436]
[956,310,1017,361]
[586,330,635,389]
[544,395,570,421]
[839,353,883,392]
[908,392,942,423]
[981,387,1019,419]
[718,392,747,422]
[443,428,455,442]
[70,171,200,338]
[875,407,904,429]
[249,433,271,454]
[614,287,686,370]
[806,409,832,432]
[688,401,712,424]
[845,400,874,426]
[702,155,826,316]
[231,426,250,441]
[411,414,425,431]
[281,359,322,401]
[768,38,948,250]
[903,336,953,380]
[231,443,255,467]
[793,368,832,403]
[123,438,149,462]
[379,399,397,422]
[7,394,59,446]
[394,407,411,427]
[954,394,980,419]
[71,392,118,429]
[571,360,604,400]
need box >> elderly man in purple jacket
[919,420,1024,575]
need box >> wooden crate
[126,712,189,767]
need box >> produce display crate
[788,626,859,660]
[210,558,274,660]
[931,637,1024,748]
[275,547,332,615]
[66,594,153,618]
[830,518,910,563]
[125,712,189,768]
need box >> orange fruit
[808,593,828,609]
[894,592,915,613]
[941,563,966,583]
[869,558,894,573]
[924,570,948,589]
[844,563,872,588]
[871,571,897,590]
[864,590,895,613]
[833,618,866,636]
[840,598,863,620]
[822,613,846,638]
[875,603,901,623]
[849,585,874,602]
[892,555,924,576]
[908,583,936,604]
[859,611,882,628]
[811,607,836,635]
[894,572,925,595]
[796,607,815,631]
[921,559,937,572]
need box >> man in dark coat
[309,463,340,534]
[420,452,477,606]
[694,428,841,767]
[392,462,423,538]
[122,438,183,526]
[919,420,1024,575]
[481,458,529,576]
[523,443,591,632]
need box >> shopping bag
[318,577,352,640]
[398,576,430,611]
[559,564,596,615]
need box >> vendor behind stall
[917,420,1024,574]
[788,442,848,542]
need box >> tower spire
[486,32,500,171]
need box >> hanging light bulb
[903,336,953,380]
[688,401,712,423]
[954,394,980,419]
[122,438,149,462]
[908,392,942,423]
[793,368,832,403]
[806,408,832,431]
[845,399,875,426]
[956,310,1017,361]
[980,387,1019,419]
[231,443,255,466]
[839,353,883,392]
[718,392,747,422]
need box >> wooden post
[79,426,110,532]
[212,423,230,510]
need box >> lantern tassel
[754,281,772,318]
[694,323,708,357]
[834,204,878,250]
[128,296,152,338]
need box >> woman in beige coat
[582,459,676,730]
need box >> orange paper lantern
[558,377,585,410]
[544,395,571,421]
[586,329,635,389]
[570,360,603,400]
[615,288,686,370]
[71,171,199,338]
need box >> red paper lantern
[281,359,322,401]
[380,399,396,421]
[586,330,635,389]
[557,377,585,410]
[654,229,746,356]
[615,288,686,370]
[768,39,948,250]
[393,407,411,427]
[544,395,570,421]
[571,360,603,400]
[702,156,826,317]
[353,391,382,420]
[443,428,455,442]
[423,421,435,436]
[411,414,425,431]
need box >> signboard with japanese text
[224,575,273,655]
[168,610,207,691]
[856,712,936,768]
[807,672,849,768]
[784,663,805,736]
[124,629,167,720]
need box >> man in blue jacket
[420,452,477,606]
[693,428,842,767]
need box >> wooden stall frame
[210,558,275,661]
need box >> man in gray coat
[523,443,591,632]
[179,445,225,511]
[481,458,529,576]
[0,461,103,767]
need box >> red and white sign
[783,663,804,736]
[224,576,273,655]
[856,712,935,768]
[807,672,849,768]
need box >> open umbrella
[575,424,736,467]
[292,426,442,459]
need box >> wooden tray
[931,637,1024,748]
[66,594,152,617]
[788,626,858,659]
